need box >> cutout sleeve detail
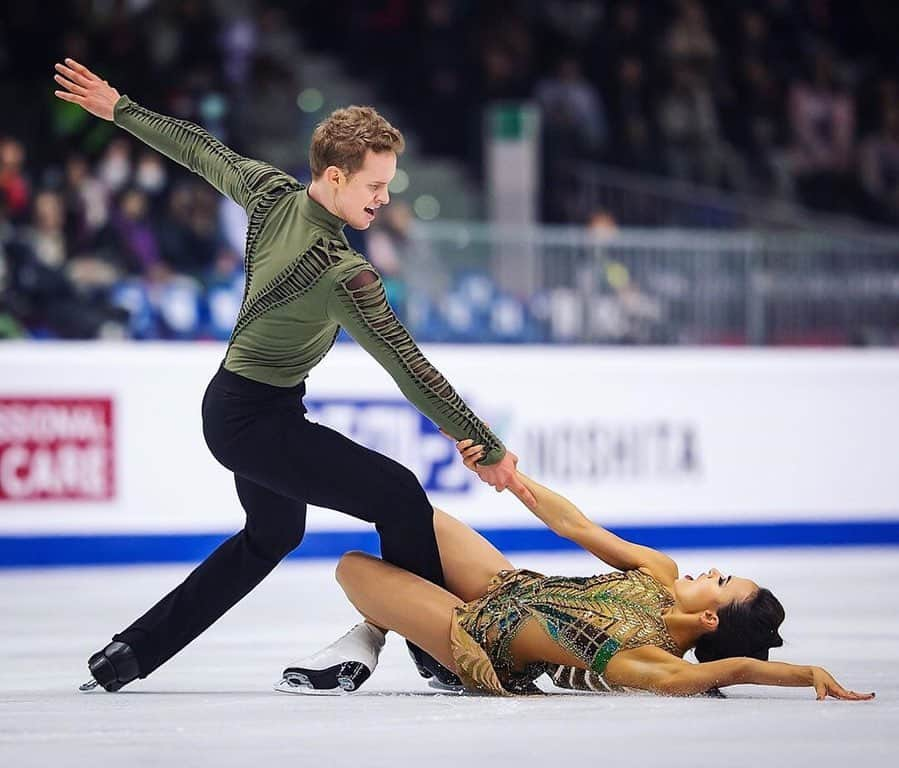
[113,95,300,214]
[328,267,506,464]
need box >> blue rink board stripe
[1,519,899,568]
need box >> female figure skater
[327,439,874,700]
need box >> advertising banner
[0,398,115,502]
[0,343,897,545]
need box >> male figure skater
[54,58,535,693]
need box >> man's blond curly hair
[309,106,405,179]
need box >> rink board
[0,343,897,565]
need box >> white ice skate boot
[274,622,385,695]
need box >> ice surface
[1,548,896,767]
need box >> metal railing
[398,222,899,346]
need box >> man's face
[331,150,396,230]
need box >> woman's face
[673,568,758,613]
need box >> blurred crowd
[1,0,897,342]
[317,0,899,224]
[1,1,310,340]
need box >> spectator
[233,54,300,170]
[8,191,125,339]
[96,138,133,196]
[609,56,661,174]
[22,191,67,270]
[736,58,790,193]
[738,9,781,72]
[110,187,162,277]
[589,0,654,87]
[0,138,30,221]
[536,55,609,158]
[0,212,24,338]
[789,51,858,213]
[62,154,109,251]
[133,152,169,202]
[657,65,744,189]
[859,105,899,224]
[157,183,217,277]
[537,55,609,221]
[412,0,470,158]
[538,0,606,51]
[762,0,801,57]
[476,8,534,101]
[665,0,719,72]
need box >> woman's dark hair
[694,588,785,663]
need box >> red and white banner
[0,398,115,502]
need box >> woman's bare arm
[607,647,875,700]
[515,470,678,581]
[454,439,677,578]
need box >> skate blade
[79,679,100,692]
[274,675,350,696]
[274,662,370,695]
[427,678,465,693]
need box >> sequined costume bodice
[450,568,682,695]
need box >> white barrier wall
[1,342,897,536]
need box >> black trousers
[113,365,444,676]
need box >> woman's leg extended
[433,508,514,602]
[336,551,463,672]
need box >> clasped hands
[439,428,537,509]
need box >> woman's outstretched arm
[607,647,875,700]
[454,439,677,578]
[465,438,674,576]
[516,471,679,577]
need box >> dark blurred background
[1,0,898,344]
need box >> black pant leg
[111,367,443,678]
[114,476,306,676]
[270,418,445,587]
[264,418,447,673]
[200,367,444,587]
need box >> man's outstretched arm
[54,58,296,213]
[326,266,537,507]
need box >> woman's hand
[441,432,537,508]
[53,58,120,121]
[810,666,874,701]
[455,438,486,470]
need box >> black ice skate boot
[407,642,464,692]
[79,641,140,692]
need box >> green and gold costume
[450,569,682,695]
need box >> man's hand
[452,438,538,510]
[54,58,120,121]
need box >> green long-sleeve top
[113,95,505,464]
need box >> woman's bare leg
[336,551,463,672]
[431,510,586,671]
[433,508,514,601]
[335,510,513,673]
[337,520,581,678]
